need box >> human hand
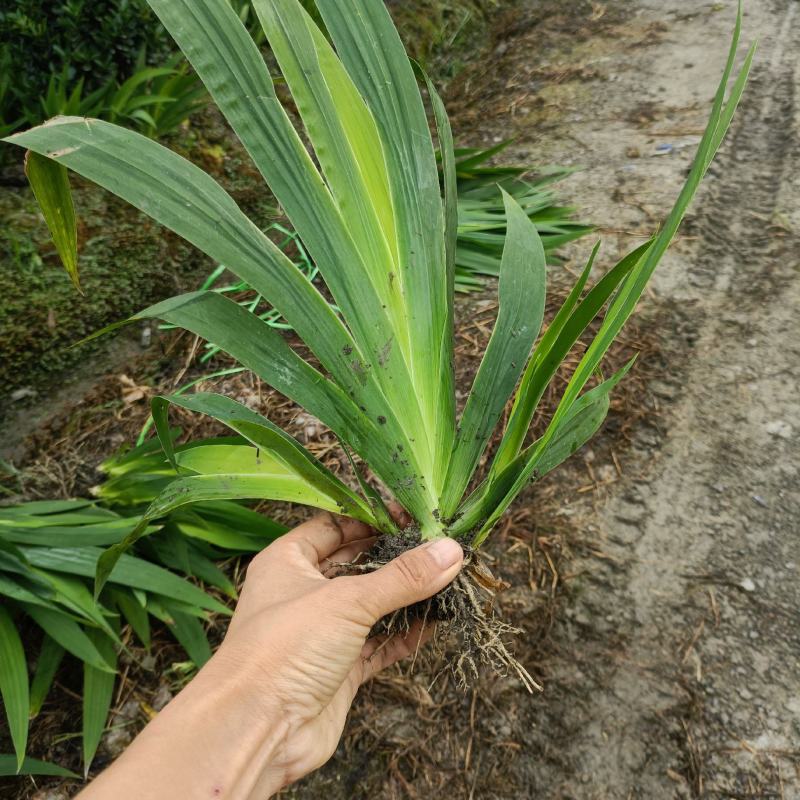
[78,513,464,800]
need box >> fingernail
[426,537,463,569]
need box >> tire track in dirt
[557,1,800,796]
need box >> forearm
[76,518,463,799]
[78,654,288,800]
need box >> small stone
[752,494,768,508]
[10,387,36,402]
[740,577,756,592]
[151,685,173,711]
[766,420,793,440]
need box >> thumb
[350,538,464,622]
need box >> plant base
[340,530,541,693]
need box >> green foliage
[0,0,172,131]
[0,754,78,777]
[5,52,207,138]
[24,152,80,290]
[453,143,591,289]
[0,438,286,771]
[5,2,752,578]
[192,144,590,343]
[388,0,498,66]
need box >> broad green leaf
[315,0,450,480]
[171,519,272,553]
[4,118,378,415]
[0,500,93,517]
[24,151,79,290]
[253,0,402,312]
[474,361,635,540]
[32,571,120,643]
[492,239,650,473]
[0,755,78,778]
[144,0,428,473]
[83,628,117,772]
[533,387,614,477]
[0,606,28,770]
[134,292,428,522]
[340,442,397,536]
[0,573,59,610]
[23,606,115,674]
[454,362,633,538]
[95,453,357,588]
[20,546,229,615]
[148,598,212,667]
[175,501,287,543]
[176,446,350,512]
[423,69,458,492]
[0,508,119,526]
[150,532,237,598]
[441,191,547,517]
[29,635,65,718]
[142,454,352,526]
[111,589,151,650]
[151,392,373,522]
[0,517,155,547]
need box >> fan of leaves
[0,438,284,773]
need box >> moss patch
[0,113,278,407]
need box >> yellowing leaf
[25,150,80,291]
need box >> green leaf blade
[442,191,547,517]
[30,634,66,718]
[0,755,78,778]
[82,628,117,772]
[0,606,29,771]
[24,150,79,290]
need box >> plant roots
[336,530,542,693]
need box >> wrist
[177,651,291,797]
[81,648,289,800]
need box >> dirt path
[460,0,799,796]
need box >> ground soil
[3,0,798,798]
[436,0,800,796]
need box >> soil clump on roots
[345,530,541,693]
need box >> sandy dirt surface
[448,0,799,796]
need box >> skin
[77,512,464,799]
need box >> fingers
[274,512,373,566]
[337,620,435,708]
[359,619,434,684]
[322,504,408,573]
[322,536,377,576]
[339,538,464,623]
